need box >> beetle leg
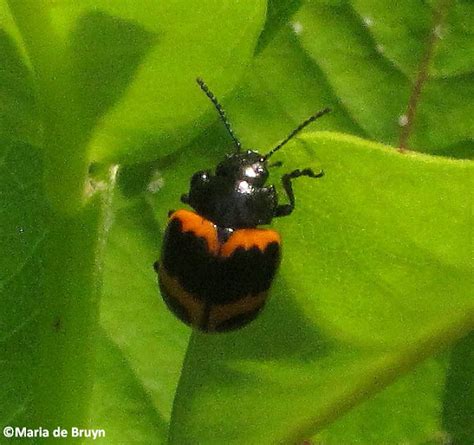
[181,193,190,204]
[274,168,324,217]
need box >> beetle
[154,78,330,333]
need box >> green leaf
[256,0,303,52]
[0,139,49,428]
[69,10,157,138]
[76,0,267,164]
[287,133,472,346]
[2,1,267,436]
[93,198,189,440]
[351,0,474,78]
[89,330,169,444]
[0,30,40,146]
[6,0,266,207]
[112,13,472,443]
[441,332,474,444]
[168,133,474,444]
[295,1,474,153]
[316,355,449,444]
[204,27,366,155]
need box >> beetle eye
[191,171,210,186]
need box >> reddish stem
[398,0,452,151]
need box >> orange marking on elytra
[208,292,267,330]
[159,267,204,326]
[220,229,280,257]
[170,209,219,254]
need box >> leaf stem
[7,0,89,213]
[398,0,452,151]
[33,167,117,438]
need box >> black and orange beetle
[154,78,330,333]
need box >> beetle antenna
[264,108,331,160]
[196,78,242,152]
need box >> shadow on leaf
[69,10,158,130]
